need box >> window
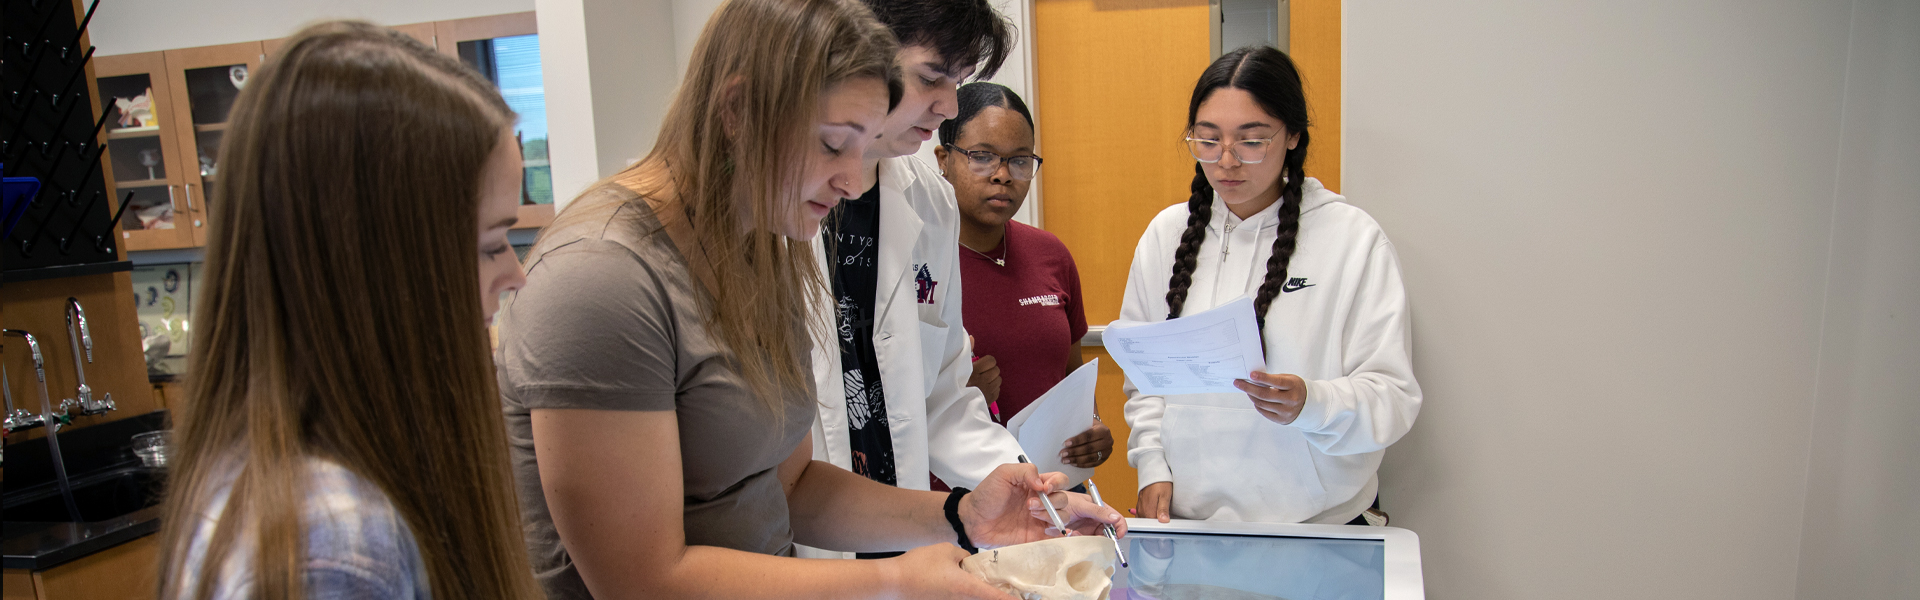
[460,34,552,205]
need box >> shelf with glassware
[93,51,192,252]
[91,40,259,252]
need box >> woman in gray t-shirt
[493,1,1125,599]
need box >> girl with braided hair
[1119,46,1422,525]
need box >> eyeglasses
[944,144,1043,181]
[1184,134,1278,164]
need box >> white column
[538,0,679,210]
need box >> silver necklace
[962,237,1008,266]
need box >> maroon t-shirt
[959,220,1089,422]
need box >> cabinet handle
[166,185,177,212]
[185,183,194,211]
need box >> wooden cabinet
[93,40,262,252]
[1,535,159,600]
[95,13,552,254]
[2,571,34,600]
[433,12,537,56]
[158,40,264,249]
[93,52,192,252]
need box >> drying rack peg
[61,0,101,63]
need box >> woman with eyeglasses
[1118,47,1421,525]
[934,83,1112,473]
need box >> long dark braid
[1164,46,1313,338]
[1250,136,1308,331]
[1165,163,1214,319]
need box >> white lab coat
[1120,178,1421,525]
[799,156,1025,557]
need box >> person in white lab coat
[1121,46,1423,525]
[807,0,1028,559]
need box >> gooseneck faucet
[3,329,85,521]
[3,362,42,435]
[3,330,62,434]
[63,298,115,416]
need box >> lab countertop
[3,505,160,570]
[3,410,170,571]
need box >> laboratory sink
[3,410,170,570]
[2,465,164,523]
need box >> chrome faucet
[63,298,115,416]
[3,330,67,434]
[3,362,42,435]
[5,329,85,521]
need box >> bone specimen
[962,536,1118,600]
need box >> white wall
[543,0,1040,214]
[1347,0,1917,598]
[535,0,598,210]
[578,0,677,180]
[671,0,728,76]
[90,0,535,56]
[1793,1,1920,598]
[536,0,680,207]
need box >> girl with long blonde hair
[494,0,1125,598]
[156,21,539,600]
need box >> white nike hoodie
[1118,177,1421,524]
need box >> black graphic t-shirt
[824,186,895,487]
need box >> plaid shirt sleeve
[175,458,431,600]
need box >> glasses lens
[1188,138,1223,163]
[967,152,998,177]
[1009,157,1037,180]
[1234,140,1270,164]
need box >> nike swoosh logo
[1281,278,1315,293]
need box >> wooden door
[1035,0,1213,514]
[160,41,264,248]
[1291,0,1341,194]
[94,51,193,251]
[1033,0,1341,513]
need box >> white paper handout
[1004,358,1101,487]
[1103,295,1268,396]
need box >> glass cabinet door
[438,12,554,229]
[162,41,264,247]
[95,51,194,251]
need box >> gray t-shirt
[495,184,815,600]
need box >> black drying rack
[3,0,132,280]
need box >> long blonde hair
[157,21,541,600]
[537,0,898,410]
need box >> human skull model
[962,536,1117,600]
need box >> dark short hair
[938,82,1033,145]
[862,0,1013,79]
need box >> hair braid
[1251,148,1308,331]
[1165,163,1214,319]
